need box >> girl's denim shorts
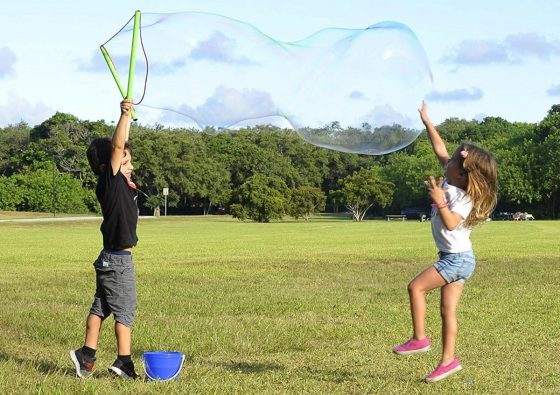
[434,250,476,284]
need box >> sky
[1,0,559,128]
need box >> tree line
[0,104,559,221]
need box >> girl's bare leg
[440,282,464,365]
[408,267,447,339]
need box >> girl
[393,101,498,382]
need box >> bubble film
[102,13,433,154]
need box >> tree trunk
[358,204,374,221]
[552,190,559,218]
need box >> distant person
[70,100,140,380]
[392,101,498,382]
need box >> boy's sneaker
[109,359,140,380]
[392,337,431,355]
[69,349,95,378]
[425,358,462,382]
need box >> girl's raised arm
[419,101,449,166]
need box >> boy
[70,100,139,380]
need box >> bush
[10,169,93,213]
[231,174,289,222]
[0,176,23,210]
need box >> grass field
[0,215,558,394]
[0,211,98,220]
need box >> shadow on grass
[208,359,284,374]
[304,366,355,383]
[0,351,75,377]
[303,366,398,384]
[288,213,354,222]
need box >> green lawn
[0,211,97,220]
[0,216,558,394]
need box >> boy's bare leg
[115,322,132,355]
[84,314,103,349]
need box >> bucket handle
[143,354,185,381]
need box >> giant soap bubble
[100,12,433,155]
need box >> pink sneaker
[392,337,431,355]
[425,358,462,382]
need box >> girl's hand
[418,100,430,125]
[424,175,447,205]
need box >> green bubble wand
[100,10,142,120]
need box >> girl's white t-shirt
[431,182,473,253]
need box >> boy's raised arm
[419,101,449,167]
[110,100,133,176]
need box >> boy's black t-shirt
[96,164,138,250]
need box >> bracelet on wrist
[431,202,448,208]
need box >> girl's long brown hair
[460,142,498,228]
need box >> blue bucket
[143,351,185,381]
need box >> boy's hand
[424,175,447,205]
[120,100,133,116]
[418,100,430,126]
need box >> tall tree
[231,173,290,222]
[382,139,439,212]
[0,122,31,176]
[535,105,560,217]
[330,167,394,221]
[288,186,326,221]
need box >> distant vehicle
[493,212,514,220]
[494,211,534,220]
[513,212,535,221]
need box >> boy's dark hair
[87,138,132,176]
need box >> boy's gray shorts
[89,249,136,327]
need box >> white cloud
[79,49,187,77]
[0,47,17,79]
[78,50,110,72]
[0,94,54,127]
[148,59,187,75]
[473,113,488,122]
[441,40,509,65]
[442,33,560,66]
[505,33,560,60]
[546,84,560,97]
[348,91,366,100]
[155,86,278,128]
[190,31,255,65]
[362,104,415,128]
[426,87,483,102]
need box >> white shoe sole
[69,350,91,378]
[393,345,431,355]
[109,366,135,380]
[426,365,463,382]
